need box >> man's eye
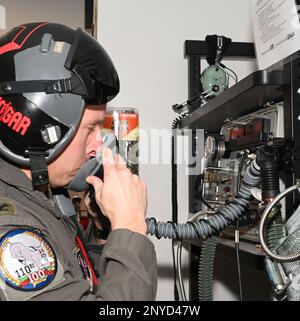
[87,127,94,132]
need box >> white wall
[0,0,84,36]
[97,0,257,300]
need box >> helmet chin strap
[27,150,49,189]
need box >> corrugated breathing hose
[198,236,218,301]
[259,184,300,262]
[264,209,287,294]
[147,158,261,240]
[267,221,286,250]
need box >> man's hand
[83,190,110,233]
[86,148,147,235]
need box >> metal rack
[180,39,300,300]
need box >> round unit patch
[0,229,57,291]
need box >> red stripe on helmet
[0,22,48,55]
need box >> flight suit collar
[0,157,34,192]
[0,157,62,219]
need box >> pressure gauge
[204,136,226,160]
[204,136,216,159]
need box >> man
[0,22,157,300]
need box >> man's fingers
[115,154,127,170]
[102,148,116,175]
[140,180,147,191]
[86,175,104,198]
[132,174,140,183]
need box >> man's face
[48,104,106,188]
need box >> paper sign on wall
[0,5,5,29]
[250,0,300,70]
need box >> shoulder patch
[0,198,16,216]
[0,228,57,291]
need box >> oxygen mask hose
[147,158,261,240]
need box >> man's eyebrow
[86,119,105,127]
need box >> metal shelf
[180,69,284,131]
[186,237,265,271]
[183,38,299,300]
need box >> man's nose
[89,130,104,157]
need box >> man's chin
[49,177,70,189]
[64,171,81,190]
[50,182,67,189]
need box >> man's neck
[21,168,32,180]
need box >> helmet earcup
[201,65,229,97]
